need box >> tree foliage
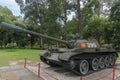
[0,0,120,49]
[0,5,29,48]
[110,0,120,49]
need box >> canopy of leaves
[1,0,120,49]
[109,0,120,49]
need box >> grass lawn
[118,53,120,60]
[0,49,44,67]
[0,49,120,67]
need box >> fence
[24,58,120,80]
[24,58,41,80]
[24,58,59,80]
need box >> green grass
[115,52,120,60]
[0,49,44,66]
[0,49,120,67]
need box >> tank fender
[58,52,80,61]
[40,51,49,56]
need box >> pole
[38,63,40,80]
[24,58,27,68]
[80,77,83,80]
[113,67,115,80]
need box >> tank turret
[0,22,118,76]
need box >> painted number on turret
[87,43,97,48]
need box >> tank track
[67,52,118,76]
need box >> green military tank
[0,22,118,76]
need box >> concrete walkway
[0,65,42,80]
[32,61,120,80]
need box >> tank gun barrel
[0,22,67,44]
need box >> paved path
[0,65,41,80]
[1,61,120,80]
[27,61,120,80]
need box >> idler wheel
[99,57,105,69]
[104,56,109,67]
[92,58,99,71]
[78,60,89,75]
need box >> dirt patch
[0,72,19,80]
[8,60,34,66]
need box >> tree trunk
[77,0,82,36]
[64,0,67,40]
[30,36,32,49]
[64,0,67,25]
[39,37,43,49]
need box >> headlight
[80,42,87,48]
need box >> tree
[0,5,16,48]
[83,16,111,44]
[15,0,67,48]
[0,5,31,48]
[110,0,120,49]
[81,0,100,26]
[15,0,48,49]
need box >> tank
[0,22,118,76]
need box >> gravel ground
[0,65,42,80]
[26,61,120,80]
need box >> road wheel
[78,60,89,75]
[99,57,105,69]
[92,58,99,71]
[104,56,109,67]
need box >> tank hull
[40,50,118,76]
